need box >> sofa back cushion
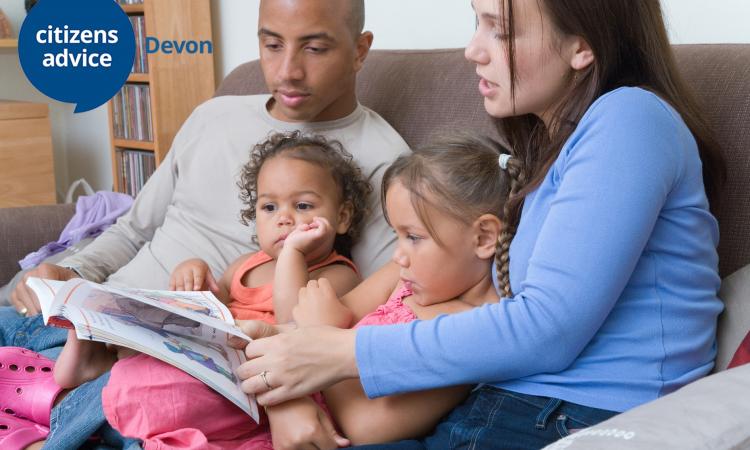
[215,45,750,277]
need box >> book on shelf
[129,15,148,74]
[112,84,153,142]
[27,277,259,422]
[117,149,155,197]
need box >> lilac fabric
[19,192,133,270]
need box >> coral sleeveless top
[228,250,356,323]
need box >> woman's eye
[406,234,421,242]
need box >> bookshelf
[109,0,215,196]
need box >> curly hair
[237,130,372,258]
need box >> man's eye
[264,43,282,51]
[306,46,328,54]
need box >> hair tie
[498,154,511,170]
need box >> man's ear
[353,31,374,72]
[336,201,354,235]
[473,214,503,260]
[568,35,594,71]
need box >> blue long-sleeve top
[355,87,723,412]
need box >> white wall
[2,0,749,196]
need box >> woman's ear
[473,214,503,260]
[568,36,594,71]
[335,201,354,235]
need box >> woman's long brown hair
[495,0,726,296]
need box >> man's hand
[233,321,358,406]
[10,263,79,316]
[293,278,353,328]
[267,397,350,450]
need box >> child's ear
[335,201,354,235]
[473,214,503,260]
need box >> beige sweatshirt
[61,95,409,288]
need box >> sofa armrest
[0,204,75,286]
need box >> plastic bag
[64,178,96,204]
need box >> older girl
[236,0,725,448]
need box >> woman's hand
[233,321,358,406]
[267,397,350,450]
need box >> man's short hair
[348,0,365,37]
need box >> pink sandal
[0,348,62,427]
[0,411,49,450]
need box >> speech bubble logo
[19,0,135,113]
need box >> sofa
[1,45,749,448]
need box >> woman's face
[465,0,577,124]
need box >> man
[4,0,409,448]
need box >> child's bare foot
[53,330,117,389]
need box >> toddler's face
[386,181,490,306]
[255,156,348,258]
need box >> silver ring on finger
[259,370,272,390]
[18,307,28,316]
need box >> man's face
[258,0,369,123]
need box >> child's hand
[293,278,353,328]
[283,217,335,261]
[170,258,220,293]
[266,396,350,450]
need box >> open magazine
[26,277,259,423]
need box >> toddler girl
[0,131,370,450]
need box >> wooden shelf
[113,138,155,151]
[0,39,18,49]
[109,0,214,195]
[120,4,145,14]
[127,73,150,83]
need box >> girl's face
[255,156,351,258]
[385,181,491,307]
[465,0,578,124]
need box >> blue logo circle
[19,0,135,113]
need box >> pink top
[355,284,416,328]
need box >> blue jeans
[0,306,141,449]
[354,385,618,450]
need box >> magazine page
[61,282,258,421]
[26,277,70,328]
[26,277,259,421]
[53,279,251,341]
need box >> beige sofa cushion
[542,364,750,450]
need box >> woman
[236,0,725,447]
